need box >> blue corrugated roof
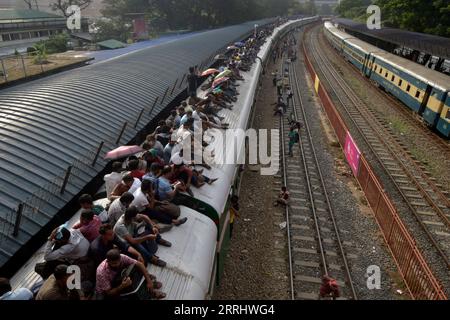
[0,19,274,270]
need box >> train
[323,21,450,138]
[9,16,318,300]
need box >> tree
[50,0,92,18]
[375,0,450,37]
[23,0,33,9]
[335,0,372,20]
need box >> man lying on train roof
[132,179,186,227]
[113,206,170,267]
[95,249,165,300]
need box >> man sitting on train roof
[104,161,124,199]
[36,264,81,300]
[0,278,33,300]
[109,173,141,201]
[128,159,145,180]
[155,165,185,202]
[72,210,102,243]
[78,194,108,223]
[36,226,91,281]
[89,224,144,267]
[132,179,186,227]
[144,134,164,158]
[113,206,170,267]
[142,148,165,168]
[95,249,165,300]
[107,192,134,227]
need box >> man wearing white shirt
[103,162,123,199]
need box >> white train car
[10,17,318,300]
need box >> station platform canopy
[333,18,450,60]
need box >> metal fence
[302,38,447,300]
[0,51,91,85]
[0,54,203,246]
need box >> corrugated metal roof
[0,19,274,270]
[334,18,450,59]
[0,9,63,21]
[97,39,126,50]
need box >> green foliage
[50,0,93,17]
[32,42,48,65]
[100,0,311,33]
[335,0,372,19]
[94,18,131,42]
[375,0,450,37]
[336,0,450,37]
[45,33,70,54]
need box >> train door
[366,54,376,78]
[418,85,433,116]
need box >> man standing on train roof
[187,66,201,99]
[104,161,123,199]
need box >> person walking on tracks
[286,87,293,107]
[288,126,299,157]
[319,275,340,300]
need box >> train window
[406,85,411,92]
[391,75,395,82]
[385,72,388,78]
[374,65,377,71]
[379,67,383,74]
[415,90,421,98]
[447,109,450,119]
[398,79,403,86]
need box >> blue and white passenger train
[10,16,318,300]
[324,21,450,138]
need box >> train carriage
[324,21,450,138]
[9,17,319,299]
[368,52,449,127]
[323,22,354,54]
[436,95,450,137]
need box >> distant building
[0,8,87,55]
[0,0,104,19]
[297,0,339,4]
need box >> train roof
[0,18,276,271]
[10,200,217,300]
[334,18,450,60]
[373,51,450,92]
[324,21,355,41]
[190,19,307,216]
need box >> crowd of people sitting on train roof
[0,20,291,301]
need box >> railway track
[317,30,450,188]
[304,25,450,291]
[278,44,357,300]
